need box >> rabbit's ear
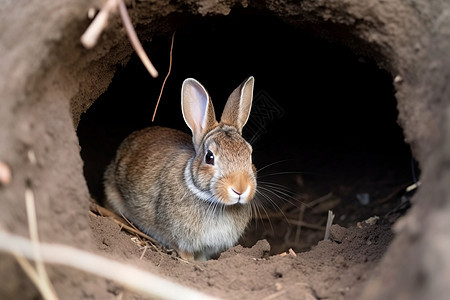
[220,76,254,133]
[182,78,218,149]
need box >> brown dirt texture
[89,213,393,299]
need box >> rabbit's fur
[104,77,257,261]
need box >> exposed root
[81,0,158,78]
[118,0,158,78]
[80,0,120,48]
[153,32,175,122]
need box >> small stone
[88,7,97,19]
[275,282,283,291]
[364,216,380,226]
[356,193,370,205]
[0,161,11,186]
[394,75,403,84]
[288,248,297,257]
[329,224,346,242]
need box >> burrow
[76,5,419,254]
[4,0,446,298]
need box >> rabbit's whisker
[203,193,220,219]
[257,185,299,208]
[256,160,292,174]
[258,181,298,196]
[257,182,306,208]
[253,190,275,233]
[245,128,261,146]
[255,187,289,221]
[255,190,286,225]
[257,171,313,178]
[250,196,263,230]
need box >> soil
[1,0,450,300]
[89,212,393,300]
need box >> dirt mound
[90,213,392,299]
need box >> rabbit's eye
[205,150,215,165]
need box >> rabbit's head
[182,77,257,206]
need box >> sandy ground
[89,206,394,299]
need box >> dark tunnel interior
[77,8,418,253]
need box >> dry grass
[24,188,59,300]
[324,210,335,240]
[0,231,218,300]
[90,203,160,245]
[253,192,337,249]
[0,192,218,300]
[0,188,58,300]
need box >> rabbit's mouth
[227,186,252,205]
[213,172,256,206]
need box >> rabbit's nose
[229,186,251,202]
[231,188,242,196]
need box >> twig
[8,250,42,295]
[152,32,175,121]
[0,206,55,300]
[323,210,335,240]
[288,248,297,257]
[120,212,141,235]
[308,192,334,207]
[0,231,219,300]
[384,199,411,220]
[92,205,196,260]
[406,181,421,192]
[118,0,158,78]
[81,0,120,48]
[91,205,174,259]
[294,205,305,244]
[81,0,158,78]
[90,204,159,244]
[139,245,148,260]
[25,188,59,300]
[287,219,326,231]
[253,202,303,220]
[372,183,410,205]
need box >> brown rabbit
[104,77,257,261]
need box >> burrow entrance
[77,8,418,255]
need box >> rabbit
[103,76,257,261]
